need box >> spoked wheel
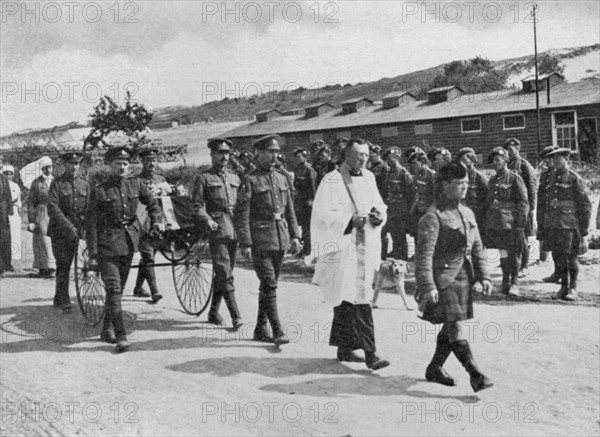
[171,241,213,316]
[75,240,106,325]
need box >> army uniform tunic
[192,167,242,320]
[293,161,317,256]
[238,166,300,339]
[542,167,591,289]
[87,176,160,340]
[409,166,436,237]
[383,165,414,260]
[508,156,538,236]
[316,159,337,186]
[47,174,90,308]
[536,165,554,247]
[462,168,488,237]
[369,160,390,199]
[133,170,167,297]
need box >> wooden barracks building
[221,75,600,165]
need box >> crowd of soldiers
[0,134,595,357]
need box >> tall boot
[543,253,562,283]
[265,291,289,345]
[500,259,509,294]
[425,334,456,386]
[100,310,116,344]
[223,291,243,329]
[564,259,579,301]
[133,266,151,297]
[144,264,162,303]
[451,340,493,392]
[553,253,570,300]
[508,256,520,296]
[111,296,129,352]
[253,292,273,342]
[207,289,224,325]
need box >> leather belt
[550,199,575,208]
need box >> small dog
[372,259,413,310]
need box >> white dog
[372,259,413,310]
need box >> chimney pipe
[546,77,551,105]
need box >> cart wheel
[171,241,213,316]
[75,240,106,325]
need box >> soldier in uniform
[293,148,317,257]
[192,138,243,328]
[132,148,165,302]
[87,147,163,352]
[368,143,390,199]
[536,146,559,280]
[47,152,90,312]
[237,150,256,181]
[238,134,301,346]
[275,153,295,200]
[428,147,452,172]
[315,144,336,186]
[503,138,538,276]
[331,137,348,168]
[382,146,413,260]
[543,148,591,301]
[310,139,325,167]
[408,148,436,239]
[484,147,529,296]
[455,147,488,237]
[415,162,493,392]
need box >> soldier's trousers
[209,239,240,320]
[99,254,134,341]
[296,208,312,256]
[134,236,159,295]
[51,236,78,308]
[383,220,409,261]
[548,229,580,289]
[251,249,285,338]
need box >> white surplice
[311,165,387,305]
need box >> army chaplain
[192,138,243,329]
[132,148,166,303]
[543,148,591,301]
[415,162,493,392]
[47,152,90,312]
[238,134,301,346]
[87,147,163,353]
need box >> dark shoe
[151,293,163,303]
[273,335,290,346]
[253,328,274,343]
[231,318,244,330]
[552,286,569,300]
[426,366,457,386]
[365,352,390,370]
[542,273,562,284]
[337,348,366,363]
[564,288,578,301]
[100,329,117,344]
[207,311,224,325]
[452,340,493,393]
[116,340,130,353]
[133,287,151,297]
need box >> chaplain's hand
[241,246,252,260]
[481,280,493,296]
[290,238,301,254]
[352,214,368,230]
[207,219,219,232]
[423,289,439,304]
[152,223,165,235]
[27,223,36,232]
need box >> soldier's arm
[27,180,38,223]
[237,178,252,247]
[513,173,530,230]
[190,174,212,226]
[138,180,160,226]
[415,212,439,296]
[284,179,300,241]
[525,162,538,207]
[471,220,491,283]
[86,186,99,258]
[48,180,76,235]
[308,167,318,199]
[478,171,489,198]
[575,176,592,236]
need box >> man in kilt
[543,148,591,301]
[415,162,493,392]
[484,147,529,296]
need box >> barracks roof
[220,79,600,139]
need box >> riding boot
[265,289,288,345]
[253,293,273,342]
[207,289,224,325]
[451,340,493,392]
[425,334,456,386]
[564,259,579,301]
[100,309,116,344]
[500,259,509,294]
[223,291,243,329]
[508,256,520,296]
[144,263,162,302]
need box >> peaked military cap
[455,147,477,163]
[488,146,509,162]
[546,147,574,158]
[239,150,253,159]
[383,147,401,160]
[407,147,427,163]
[317,144,331,155]
[207,138,232,151]
[59,152,83,163]
[277,153,286,163]
[294,147,309,156]
[253,134,281,151]
[503,137,521,149]
[104,146,132,162]
[538,145,558,159]
[369,143,382,154]
[440,162,467,181]
[311,139,325,148]
[335,137,349,145]
[138,148,159,160]
[428,147,451,162]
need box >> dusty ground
[1,227,599,436]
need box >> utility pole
[533,4,542,154]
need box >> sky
[1,0,599,135]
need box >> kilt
[544,228,580,254]
[329,301,375,352]
[421,266,473,324]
